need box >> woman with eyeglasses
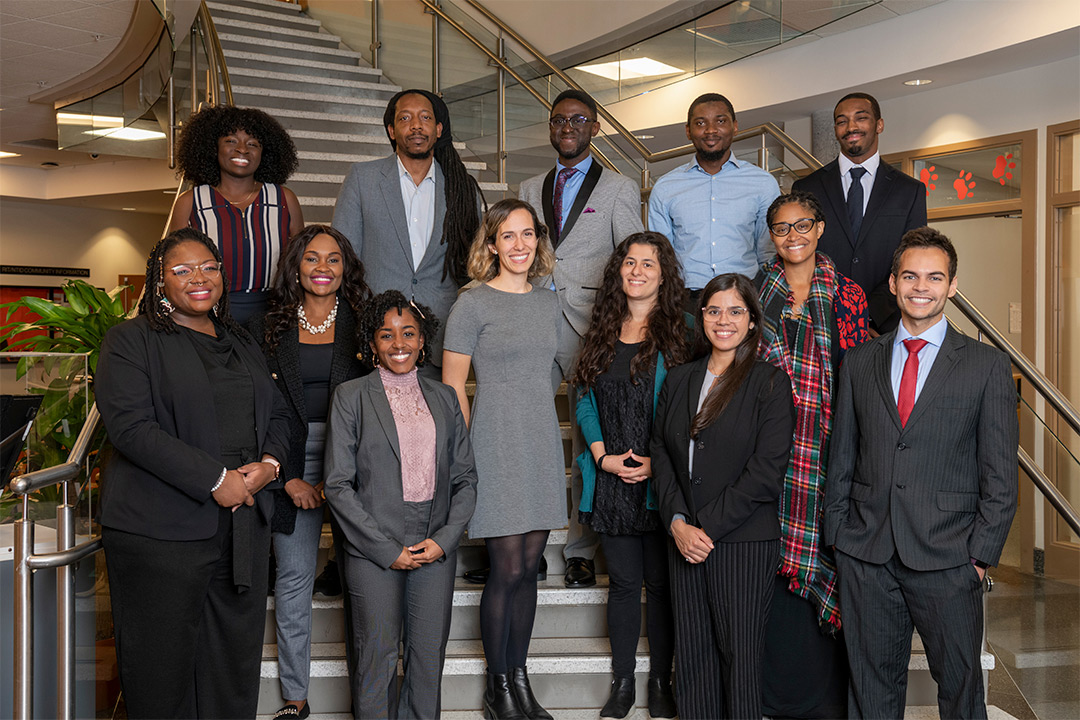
[96,227,291,718]
[755,191,869,719]
[650,273,795,720]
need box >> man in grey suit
[333,89,481,374]
[520,89,644,587]
[825,227,1018,719]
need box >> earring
[295,272,300,283]
[160,296,175,313]
[372,354,380,367]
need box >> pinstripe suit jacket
[823,323,1018,570]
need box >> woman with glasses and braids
[170,105,304,325]
[95,227,291,719]
[755,191,869,719]
[247,224,372,720]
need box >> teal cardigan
[575,351,669,514]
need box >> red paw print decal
[993,153,1016,185]
[920,165,938,195]
[953,170,975,200]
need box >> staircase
[204,0,506,227]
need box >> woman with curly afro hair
[169,105,304,324]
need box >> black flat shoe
[564,557,596,588]
[509,666,553,720]
[600,677,635,718]
[273,702,310,720]
[647,676,677,718]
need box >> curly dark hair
[175,105,298,186]
[261,225,372,352]
[573,231,690,390]
[139,227,247,337]
[690,273,764,439]
[382,90,483,286]
[357,290,440,369]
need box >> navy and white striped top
[189,183,291,293]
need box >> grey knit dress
[443,283,566,539]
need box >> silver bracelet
[210,467,227,493]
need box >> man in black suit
[793,92,927,333]
[824,228,1018,719]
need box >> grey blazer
[823,324,1018,570]
[323,371,478,570]
[333,154,458,357]
[520,162,643,336]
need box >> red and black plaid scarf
[758,253,842,630]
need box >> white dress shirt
[838,151,880,214]
[397,156,437,271]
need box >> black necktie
[847,166,867,240]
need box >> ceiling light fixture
[57,112,124,127]
[0,151,21,158]
[86,127,166,141]
[576,58,684,82]
[122,207,137,211]
[903,78,933,86]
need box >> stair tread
[232,86,387,106]
[227,66,395,93]
[218,32,362,59]
[214,0,307,12]
[260,108,386,125]
[207,1,319,25]
[210,16,339,42]
[222,49,380,76]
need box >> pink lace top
[379,367,436,502]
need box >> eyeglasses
[702,306,748,321]
[549,115,594,129]
[169,262,221,279]
[769,218,817,236]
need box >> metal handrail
[26,538,104,571]
[648,122,824,170]
[10,405,100,496]
[196,0,233,106]
[949,290,1080,437]
[1018,447,1080,536]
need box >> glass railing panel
[380,0,433,93]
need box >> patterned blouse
[379,367,436,502]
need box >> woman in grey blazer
[324,291,477,720]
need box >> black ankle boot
[647,676,677,718]
[600,676,635,718]
[508,666,553,720]
[483,670,527,720]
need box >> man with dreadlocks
[334,89,482,377]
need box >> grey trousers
[550,311,599,562]
[272,422,326,701]
[343,500,457,720]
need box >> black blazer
[793,159,926,332]
[96,315,291,541]
[651,358,795,543]
[323,371,478,569]
[823,324,1018,570]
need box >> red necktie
[897,338,928,427]
[552,167,576,241]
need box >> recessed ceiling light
[122,207,137,211]
[904,78,933,86]
[163,189,178,194]
[57,112,124,127]
[86,127,166,141]
[634,134,654,140]
[0,151,21,158]
[41,161,59,167]
[577,58,684,82]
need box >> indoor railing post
[167,74,176,169]
[759,134,768,172]
[431,3,440,94]
[190,28,198,118]
[496,35,506,185]
[56,482,76,720]
[371,0,381,70]
[13,495,34,720]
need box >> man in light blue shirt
[649,93,780,308]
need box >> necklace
[217,182,260,207]
[297,296,338,334]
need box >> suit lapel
[858,162,894,245]
[902,325,963,431]
[419,377,447,480]
[873,331,903,432]
[821,161,854,246]
[367,373,401,461]
[685,358,708,433]
[558,161,603,243]
[541,169,557,243]
[379,156,414,264]
[279,326,308,422]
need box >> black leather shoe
[509,666,553,719]
[465,556,548,585]
[564,557,596,588]
[483,669,527,720]
[600,677,635,718]
[647,676,677,718]
[312,559,341,597]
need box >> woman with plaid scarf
[755,191,871,718]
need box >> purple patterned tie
[552,167,576,240]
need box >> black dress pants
[103,506,271,719]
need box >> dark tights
[480,530,550,674]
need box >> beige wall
[0,198,165,290]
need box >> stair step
[216,0,310,16]
[206,0,320,29]
[222,50,383,82]
[209,16,342,48]
[226,66,399,98]
[218,33,363,66]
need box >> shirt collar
[894,314,948,350]
[838,151,880,179]
[397,155,437,185]
[556,154,593,176]
[689,154,741,174]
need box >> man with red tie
[824,227,1018,719]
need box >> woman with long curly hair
[96,227,290,718]
[247,224,372,720]
[169,105,304,324]
[571,231,689,718]
[650,273,795,720]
